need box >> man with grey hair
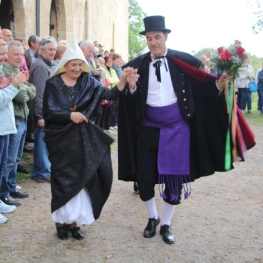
[24,35,41,70]
[29,36,57,182]
[0,41,36,206]
[80,40,101,80]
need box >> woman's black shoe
[56,225,69,240]
[70,227,84,240]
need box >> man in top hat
[118,15,254,244]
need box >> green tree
[248,0,263,33]
[129,0,147,58]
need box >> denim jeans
[237,88,252,111]
[0,120,27,197]
[0,135,9,190]
[258,89,263,113]
[31,119,50,180]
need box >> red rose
[220,50,232,61]
[217,47,224,54]
[236,46,245,55]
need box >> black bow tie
[152,56,168,82]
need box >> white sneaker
[16,185,21,190]
[0,213,8,224]
[105,129,115,134]
[109,127,116,132]
[0,200,16,213]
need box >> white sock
[144,197,158,219]
[162,202,175,226]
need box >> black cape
[118,49,233,183]
[43,72,119,218]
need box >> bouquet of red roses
[211,40,248,77]
[211,40,249,171]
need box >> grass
[243,92,263,127]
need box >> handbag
[249,81,258,92]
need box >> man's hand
[117,67,139,91]
[217,73,232,91]
[38,119,45,127]
[126,68,139,90]
[11,71,29,87]
[70,112,88,124]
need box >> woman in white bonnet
[42,40,138,240]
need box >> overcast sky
[136,0,263,57]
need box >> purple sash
[144,103,191,201]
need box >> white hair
[39,36,57,50]
[79,40,94,50]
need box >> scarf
[144,103,191,201]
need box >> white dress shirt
[147,53,177,107]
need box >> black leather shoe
[10,191,29,199]
[70,227,84,240]
[143,216,160,238]
[0,196,21,206]
[160,224,175,244]
[17,164,29,174]
[56,225,69,240]
[31,177,50,183]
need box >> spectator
[0,41,36,206]
[80,40,101,81]
[24,35,41,147]
[1,29,12,43]
[104,50,110,57]
[109,48,115,57]
[51,43,67,73]
[98,44,104,56]
[236,59,255,113]
[103,56,119,133]
[29,36,57,182]
[112,53,123,127]
[58,40,69,47]
[24,35,41,70]
[97,57,110,130]
[14,37,29,72]
[200,54,207,70]
[257,62,263,114]
[0,39,30,222]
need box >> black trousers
[136,126,182,205]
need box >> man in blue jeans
[0,41,36,206]
[257,63,263,114]
[29,37,57,182]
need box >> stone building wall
[10,0,129,60]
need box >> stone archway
[49,0,66,41]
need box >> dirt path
[0,125,262,263]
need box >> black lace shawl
[43,72,119,217]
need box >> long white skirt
[52,188,95,225]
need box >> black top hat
[140,15,171,35]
